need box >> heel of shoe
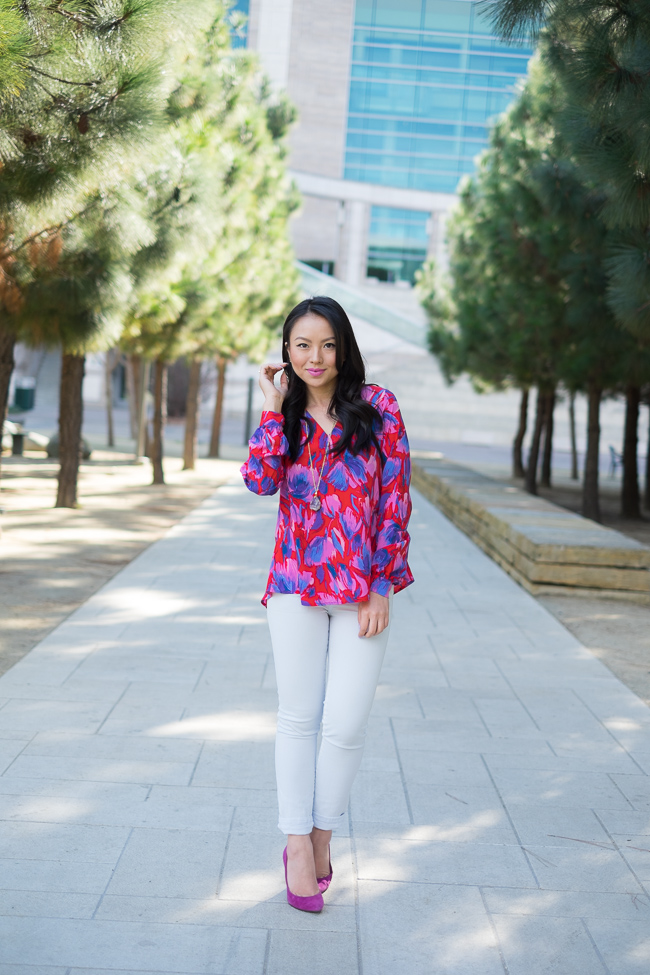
[283,847,324,914]
[317,845,333,892]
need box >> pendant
[309,495,321,511]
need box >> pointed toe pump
[283,847,324,913]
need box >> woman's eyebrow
[293,335,336,342]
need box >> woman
[241,296,413,913]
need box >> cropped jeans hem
[278,819,315,836]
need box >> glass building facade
[344,1,532,281]
[345,0,532,194]
[367,206,429,283]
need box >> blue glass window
[367,206,430,283]
[345,0,532,193]
[230,0,249,49]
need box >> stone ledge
[412,454,650,603]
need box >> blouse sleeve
[370,392,413,596]
[240,410,289,497]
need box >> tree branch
[29,66,101,88]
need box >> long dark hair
[281,296,382,462]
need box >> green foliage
[0,0,206,355]
[120,12,300,366]
[420,60,572,395]
[0,0,31,96]
[488,0,650,341]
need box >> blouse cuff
[370,576,393,597]
[260,410,284,423]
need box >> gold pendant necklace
[307,434,331,511]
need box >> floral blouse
[240,384,413,606]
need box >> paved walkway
[0,482,649,974]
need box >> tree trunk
[569,391,579,480]
[56,353,85,508]
[0,328,17,481]
[183,357,202,471]
[525,387,546,496]
[135,358,151,460]
[621,384,641,519]
[582,385,602,523]
[645,402,650,511]
[105,350,115,448]
[208,356,227,458]
[126,354,140,440]
[512,387,528,478]
[151,358,167,486]
[540,389,555,488]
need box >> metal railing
[297,262,427,349]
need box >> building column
[250,0,294,91]
[338,199,369,287]
[427,210,449,269]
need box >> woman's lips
[306,368,325,376]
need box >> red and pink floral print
[240,385,413,606]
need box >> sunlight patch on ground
[148,710,276,740]
[402,815,503,842]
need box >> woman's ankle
[310,827,332,850]
[287,833,316,855]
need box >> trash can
[14,378,36,411]
[11,432,24,455]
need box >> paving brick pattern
[0,482,649,974]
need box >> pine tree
[420,62,571,494]
[419,55,646,519]
[0,0,199,491]
[120,11,299,479]
[488,0,650,512]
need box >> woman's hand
[357,591,390,638]
[259,363,288,413]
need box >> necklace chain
[307,434,331,511]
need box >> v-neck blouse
[240,384,413,606]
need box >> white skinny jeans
[267,593,392,835]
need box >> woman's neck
[305,383,337,414]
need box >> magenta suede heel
[283,847,324,913]
[317,847,333,892]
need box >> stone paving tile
[492,914,608,974]
[0,858,115,894]
[354,834,536,887]
[491,768,636,810]
[349,770,411,825]
[105,827,229,899]
[0,966,69,975]
[358,880,504,975]
[0,889,99,919]
[1,482,650,973]
[95,893,356,929]
[0,820,130,863]
[0,738,31,774]
[503,804,617,848]
[482,887,650,920]
[266,930,358,975]
[584,918,650,975]
[4,755,196,786]
[0,916,268,973]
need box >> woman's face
[286,313,339,393]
